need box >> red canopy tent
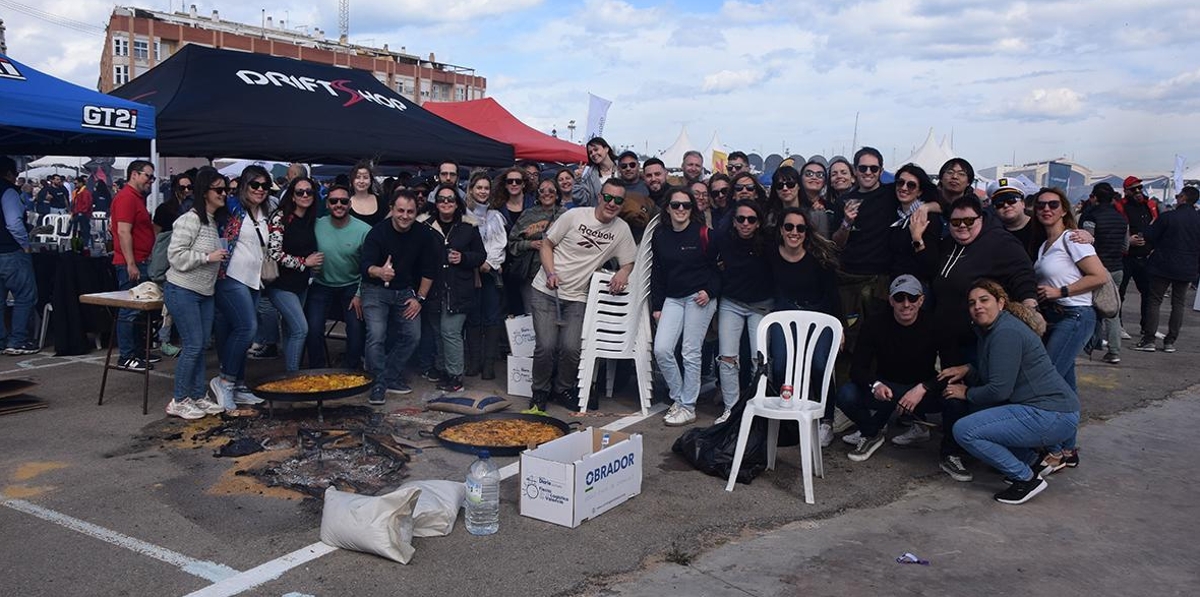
[423,98,586,163]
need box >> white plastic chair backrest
[54,214,71,236]
[583,270,641,356]
[92,211,108,220]
[754,311,843,411]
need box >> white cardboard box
[505,315,536,358]
[519,427,643,528]
[507,355,533,398]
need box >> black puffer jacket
[1080,203,1128,272]
[425,216,485,314]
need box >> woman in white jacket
[163,166,229,419]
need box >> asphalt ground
[1,286,1197,597]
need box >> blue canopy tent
[0,53,156,156]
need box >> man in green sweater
[305,184,371,369]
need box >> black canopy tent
[110,44,514,166]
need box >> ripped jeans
[716,297,773,410]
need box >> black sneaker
[3,342,40,356]
[145,351,163,364]
[248,344,279,359]
[387,379,413,395]
[421,368,445,382]
[994,475,1048,504]
[436,376,463,392]
[1063,449,1079,468]
[1132,340,1156,352]
[368,386,386,406]
[848,433,885,462]
[117,356,150,371]
[940,455,973,482]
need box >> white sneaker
[233,385,265,405]
[818,422,834,448]
[165,398,205,420]
[891,424,931,446]
[664,406,696,427]
[1120,329,1132,340]
[209,377,235,411]
[842,430,863,446]
[831,408,854,433]
[665,403,681,417]
[713,409,733,425]
[191,397,225,415]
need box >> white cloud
[991,88,1086,121]
[701,69,764,93]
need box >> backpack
[148,230,172,284]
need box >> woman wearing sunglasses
[152,172,195,357]
[265,177,323,372]
[651,188,720,427]
[889,163,942,279]
[689,180,712,227]
[765,166,802,230]
[713,199,774,424]
[798,156,839,239]
[707,173,733,226]
[1028,187,1107,474]
[729,171,765,210]
[571,136,619,209]
[162,166,229,419]
[508,178,567,313]
[768,208,843,442]
[493,166,532,315]
[209,165,272,410]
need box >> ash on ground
[198,405,416,497]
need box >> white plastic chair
[724,311,843,504]
[575,217,657,415]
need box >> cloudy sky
[4,0,1199,174]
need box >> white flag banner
[1173,154,1186,196]
[585,93,612,140]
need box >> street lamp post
[568,120,576,141]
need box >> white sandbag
[396,480,467,538]
[320,485,421,564]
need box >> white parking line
[182,543,338,597]
[1,498,239,582]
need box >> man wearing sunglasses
[837,275,958,462]
[1116,176,1159,338]
[989,179,1034,252]
[305,184,371,370]
[528,178,638,411]
[725,152,749,175]
[111,159,159,371]
[616,151,648,195]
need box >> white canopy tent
[702,132,730,162]
[901,129,957,173]
[657,126,700,168]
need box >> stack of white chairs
[575,216,658,415]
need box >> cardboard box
[507,356,533,398]
[505,315,536,358]
[520,427,643,528]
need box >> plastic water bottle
[465,449,500,535]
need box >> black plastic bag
[672,366,799,485]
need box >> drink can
[780,384,793,408]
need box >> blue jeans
[213,277,258,383]
[0,252,36,348]
[717,298,773,410]
[266,287,308,372]
[1089,269,1124,356]
[304,283,365,369]
[164,282,214,400]
[1043,305,1095,392]
[255,294,280,345]
[954,405,1079,481]
[362,284,421,390]
[836,381,918,438]
[768,320,836,420]
[438,305,468,377]
[653,293,717,410]
[115,262,149,359]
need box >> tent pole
[150,138,161,212]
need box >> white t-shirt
[532,207,637,303]
[1036,234,1096,308]
[227,213,267,289]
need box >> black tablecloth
[32,252,117,355]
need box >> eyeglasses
[734,215,758,224]
[896,180,919,191]
[1129,186,1144,194]
[618,162,639,170]
[802,170,824,179]
[781,222,805,232]
[949,216,979,228]
[328,197,350,205]
[435,195,457,204]
[138,171,156,181]
[710,187,729,197]
[505,178,525,186]
[601,193,625,205]
[209,186,228,195]
[177,184,193,192]
[857,165,880,174]
[668,201,692,211]
[294,189,315,197]
[247,180,271,191]
[892,292,921,304]
[942,169,968,179]
[993,196,1022,208]
[727,163,745,172]
[538,187,558,196]
[777,181,798,189]
[734,183,756,192]
[1035,200,1061,211]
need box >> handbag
[1063,237,1119,318]
[251,215,279,283]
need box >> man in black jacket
[1116,176,1158,337]
[1081,183,1128,364]
[1134,187,1200,353]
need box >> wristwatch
[871,381,883,392]
[416,294,426,303]
[1059,285,1070,298]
